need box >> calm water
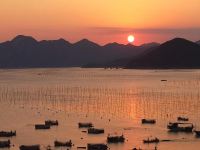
[1,68,200,150]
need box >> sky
[0,0,200,45]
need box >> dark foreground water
[1,68,200,150]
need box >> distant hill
[0,35,158,68]
[126,38,200,69]
[83,42,160,68]
[196,40,200,45]
[2,35,199,69]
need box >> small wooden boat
[107,134,125,143]
[141,119,156,124]
[78,123,93,128]
[161,139,172,142]
[161,80,167,82]
[177,117,189,121]
[87,143,108,150]
[45,120,58,126]
[167,122,193,132]
[77,146,86,149]
[0,140,10,148]
[143,137,159,144]
[54,140,72,147]
[0,131,16,137]
[132,148,142,150]
[35,124,50,130]
[88,128,104,134]
[19,145,40,150]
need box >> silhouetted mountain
[140,42,160,49]
[102,42,158,60]
[11,35,38,45]
[126,38,200,68]
[0,35,156,68]
[83,42,159,68]
[74,39,100,48]
[2,35,199,69]
[196,40,200,45]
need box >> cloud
[90,27,200,35]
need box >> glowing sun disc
[128,35,135,43]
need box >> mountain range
[0,35,158,68]
[0,35,200,69]
[126,38,200,69]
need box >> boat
[19,145,40,150]
[35,124,50,130]
[78,122,93,128]
[77,146,86,149]
[141,119,156,124]
[88,128,104,134]
[167,122,193,132]
[161,80,167,82]
[0,140,10,148]
[177,117,189,121]
[107,134,125,143]
[87,143,108,150]
[132,148,142,150]
[45,120,58,126]
[194,131,200,137]
[54,140,72,147]
[0,131,16,137]
[161,139,172,142]
[143,137,159,144]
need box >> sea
[1,68,200,150]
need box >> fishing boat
[87,143,108,150]
[0,140,10,148]
[0,131,16,137]
[35,124,50,130]
[19,145,40,150]
[177,117,189,121]
[161,80,167,82]
[132,147,142,150]
[78,122,93,128]
[167,122,193,132]
[107,134,125,143]
[88,128,104,134]
[77,146,86,149]
[54,140,72,147]
[45,120,58,126]
[143,137,159,144]
[141,119,156,124]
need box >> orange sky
[0,0,200,45]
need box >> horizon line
[1,34,199,47]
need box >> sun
[127,35,135,43]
